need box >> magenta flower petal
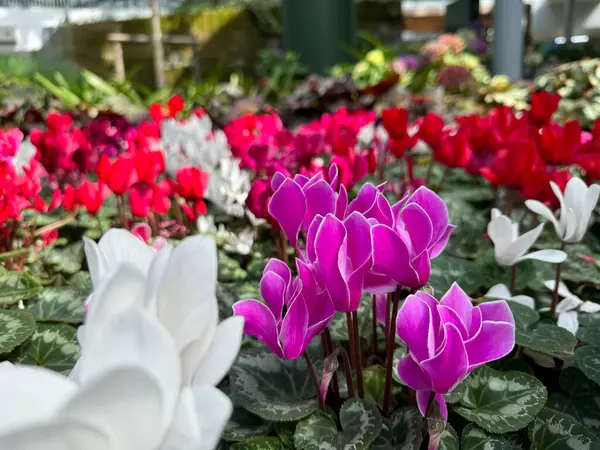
[402,203,433,256]
[264,259,292,290]
[416,390,448,420]
[437,305,468,340]
[336,184,348,219]
[371,224,419,287]
[232,299,283,358]
[421,323,469,394]
[439,282,474,331]
[408,186,450,244]
[329,164,339,191]
[347,183,378,216]
[364,272,397,295]
[315,215,350,310]
[304,180,337,230]
[478,301,515,325]
[398,355,433,391]
[305,215,324,264]
[271,172,287,191]
[280,296,310,359]
[342,212,372,274]
[411,251,431,287]
[465,321,515,370]
[260,271,287,322]
[269,178,307,248]
[374,294,387,325]
[429,224,456,258]
[396,295,436,362]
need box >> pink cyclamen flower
[232,258,334,359]
[370,186,455,290]
[269,165,347,248]
[396,283,515,419]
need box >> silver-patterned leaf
[439,423,459,450]
[0,309,36,354]
[453,366,547,433]
[294,399,382,450]
[11,323,79,372]
[517,324,577,359]
[529,408,600,450]
[0,268,42,305]
[222,407,272,443]
[429,254,486,295]
[230,348,317,422]
[230,437,285,450]
[548,368,600,437]
[371,406,423,449]
[45,242,85,274]
[26,287,87,324]
[329,294,373,341]
[575,345,600,386]
[460,423,512,450]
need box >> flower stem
[303,351,325,410]
[510,264,517,293]
[346,312,362,398]
[383,287,403,417]
[321,328,339,400]
[372,294,378,355]
[425,159,434,186]
[280,230,289,266]
[339,346,355,399]
[438,168,450,190]
[551,243,566,315]
[117,195,128,229]
[422,391,437,450]
[352,310,365,399]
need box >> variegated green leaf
[371,406,422,449]
[453,366,547,433]
[429,254,486,295]
[439,423,459,450]
[230,348,317,422]
[26,287,87,324]
[222,407,272,443]
[11,323,79,373]
[0,268,42,305]
[294,399,382,450]
[575,345,600,386]
[460,423,512,450]
[529,408,600,450]
[0,309,36,354]
[230,437,285,450]
[517,324,577,359]
[45,242,85,274]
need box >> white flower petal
[518,249,567,264]
[557,310,579,335]
[485,283,512,299]
[83,237,106,292]
[510,296,536,310]
[551,181,568,238]
[555,296,583,313]
[0,364,76,434]
[579,183,600,240]
[60,367,167,450]
[97,229,156,277]
[580,301,600,313]
[564,209,578,242]
[0,420,110,450]
[143,246,173,314]
[160,389,200,450]
[504,223,545,264]
[191,385,233,450]
[487,214,514,261]
[525,199,561,237]
[192,316,244,387]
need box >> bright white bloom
[12,139,37,175]
[485,283,535,309]
[161,115,229,176]
[541,280,600,334]
[487,208,567,266]
[206,156,251,218]
[78,230,244,449]
[526,177,600,243]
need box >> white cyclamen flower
[541,280,600,335]
[525,177,600,243]
[487,208,567,266]
[206,156,251,218]
[78,230,244,450]
[485,283,535,309]
[0,306,198,450]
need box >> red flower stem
[345,312,358,393]
[148,213,158,236]
[371,294,378,355]
[339,346,355,399]
[551,242,567,315]
[383,287,402,417]
[117,196,128,228]
[323,328,340,399]
[352,310,365,399]
[510,264,517,293]
[303,351,325,410]
[280,230,289,266]
[422,390,437,446]
[405,156,415,184]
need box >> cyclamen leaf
[26,287,87,324]
[222,407,272,442]
[529,408,600,450]
[293,399,382,450]
[460,423,512,450]
[575,345,600,387]
[11,323,79,373]
[548,368,600,437]
[429,254,486,295]
[508,301,540,331]
[230,437,285,450]
[230,348,317,422]
[0,268,42,305]
[329,295,373,341]
[45,242,85,274]
[516,324,577,359]
[363,365,386,409]
[452,366,547,433]
[576,326,600,346]
[371,406,423,449]
[438,423,459,450]
[0,309,36,354]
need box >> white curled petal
[580,301,600,313]
[555,297,583,313]
[518,249,567,264]
[192,385,233,450]
[525,199,561,237]
[510,296,536,310]
[0,420,110,450]
[503,223,545,264]
[485,284,512,299]
[557,310,579,335]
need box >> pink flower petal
[232,299,283,358]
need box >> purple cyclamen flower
[369,186,456,290]
[269,165,347,249]
[396,283,515,419]
[232,258,335,359]
[304,211,372,312]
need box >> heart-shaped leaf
[230,348,318,422]
[26,287,87,324]
[11,323,79,373]
[363,365,386,409]
[222,407,272,442]
[429,254,486,295]
[0,268,42,305]
[371,406,423,449]
[329,295,373,341]
[460,423,512,450]
[517,324,577,359]
[439,423,459,450]
[575,345,600,386]
[548,367,600,437]
[0,309,36,354]
[529,408,600,449]
[453,366,547,433]
[230,437,286,450]
[577,326,600,346]
[479,250,536,290]
[45,242,85,274]
[294,399,382,450]
[508,301,540,331]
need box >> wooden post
[112,41,126,82]
[150,0,166,89]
